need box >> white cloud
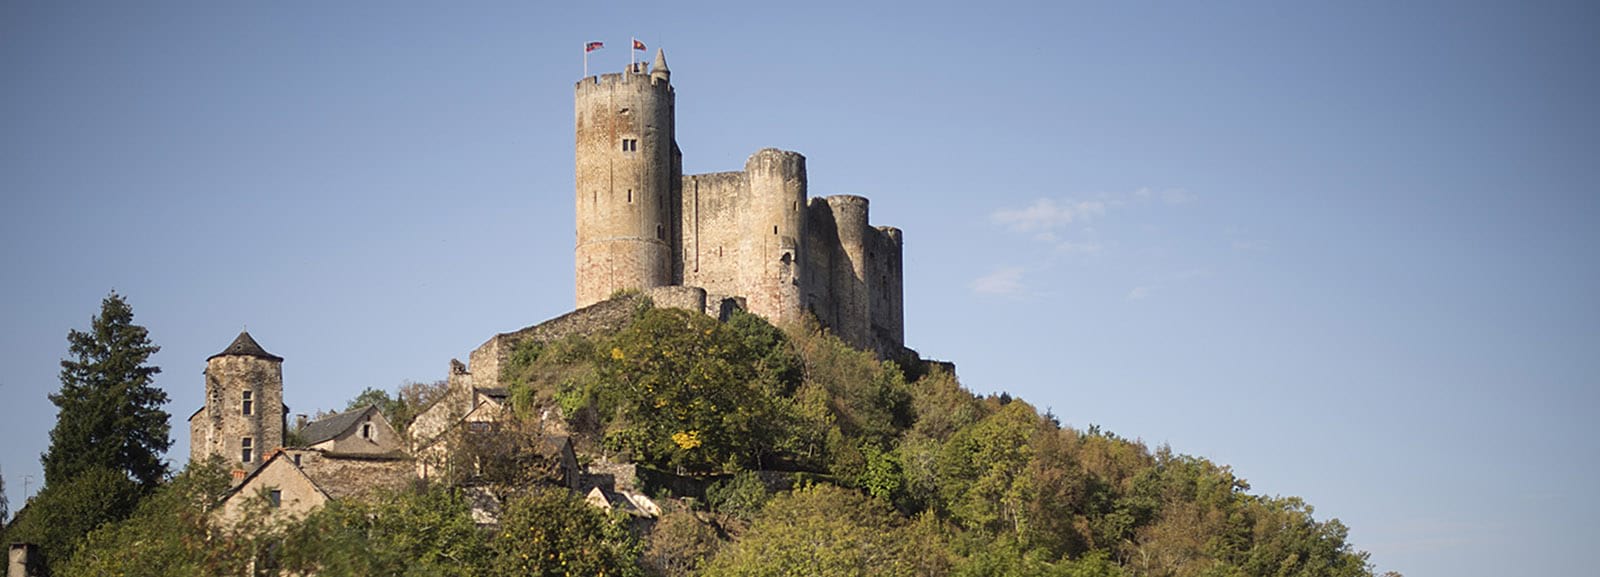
[972,267,1027,297]
[990,198,1107,233]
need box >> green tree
[43,292,171,489]
[4,466,143,574]
[488,486,643,577]
[58,459,242,577]
[701,483,927,577]
[278,484,490,577]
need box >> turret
[188,331,286,471]
[651,48,670,84]
[574,59,680,307]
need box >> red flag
[632,39,646,51]
[585,41,604,53]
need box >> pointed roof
[208,331,283,361]
[652,48,668,73]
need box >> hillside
[16,299,1390,577]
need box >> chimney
[295,414,308,431]
[231,469,247,484]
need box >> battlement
[575,63,670,92]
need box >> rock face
[573,53,905,357]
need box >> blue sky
[2,2,1595,575]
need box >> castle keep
[575,50,905,354]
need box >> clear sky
[2,2,1595,575]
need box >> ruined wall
[868,226,905,353]
[193,355,284,469]
[574,64,678,307]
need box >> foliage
[277,484,490,577]
[57,459,241,577]
[5,466,143,574]
[643,509,725,577]
[44,292,171,489]
[488,485,644,577]
[704,472,770,520]
[700,483,925,577]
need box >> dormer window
[362,422,372,439]
[242,391,253,416]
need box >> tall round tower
[740,148,808,325]
[188,331,285,471]
[574,49,678,308]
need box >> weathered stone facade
[188,332,286,471]
[574,51,906,356]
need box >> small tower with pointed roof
[188,331,287,472]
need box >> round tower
[740,149,808,325]
[574,51,678,308]
[189,331,285,470]
[826,195,871,348]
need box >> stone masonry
[574,50,905,356]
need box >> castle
[185,51,913,522]
[574,50,905,356]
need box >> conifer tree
[42,292,172,488]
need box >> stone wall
[192,355,285,470]
[295,451,415,501]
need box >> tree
[43,292,171,488]
[701,483,930,577]
[488,486,643,577]
[1,465,8,526]
[4,466,142,574]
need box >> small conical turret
[651,48,670,84]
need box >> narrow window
[657,224,665,240]
[773,225,778,235]
[269,490,282,508]
[293,454,302,467]
[242,390,253,416]
[241,437,253,463]
[627,189,633,203]
[362,422,372,439]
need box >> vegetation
[43,291,171,489]
[13,297,1391,576]
[5,293,173,575]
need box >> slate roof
[299,405,376,446]
[208,331,284,362]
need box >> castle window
[628,189,633,203]
[242,391,253,415]
[362,422,372,439]
[622,138,638,152]
[269,490,282,508]
[657,224,665,240]
[241,437,253,463]
[773,225,778,235]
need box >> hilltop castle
[575,50,905,356]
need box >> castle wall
[740,149,808,327]
[574,67,678,307]
[679,171,745,293]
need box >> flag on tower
[633,39,646,51]
[585,41,604,53]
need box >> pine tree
[42,292,172,488]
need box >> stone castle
[575,49,905,355]
[179,51,914,524]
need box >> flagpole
[583,43,588,78]
[630,37,636,69]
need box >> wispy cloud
[1126,285,1156,301]
[990,198,1107,233]
[972,267,1027,297]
